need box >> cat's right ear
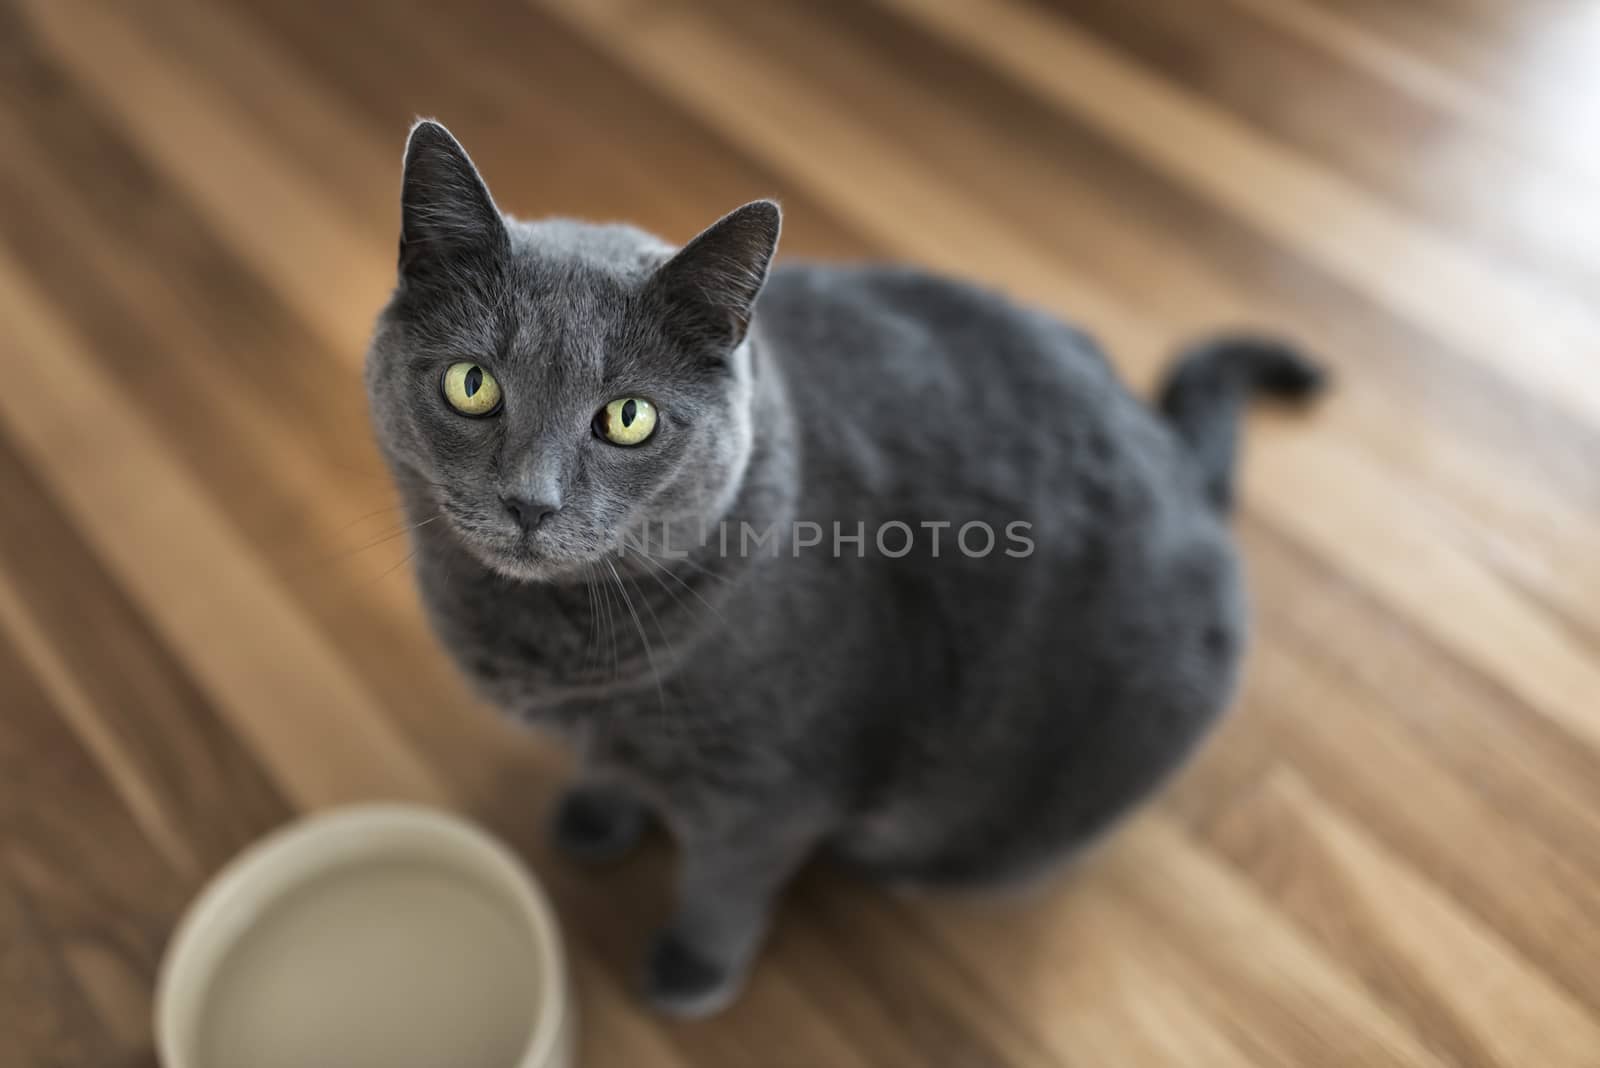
[398,120,509,281]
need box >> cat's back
[756,262,1175,516]
[759,262,1112,388]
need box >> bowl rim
[154,802,570,1068]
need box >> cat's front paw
[642,929,746,1018]
[550,783,651,864]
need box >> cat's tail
[1156,335,1328,512]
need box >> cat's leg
[550,779,653,864]
[644,808,824,1017]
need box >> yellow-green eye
[597,397,658,446]
[441,361,502,417]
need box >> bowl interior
[157,805,568,1068]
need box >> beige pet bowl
[155,804,573,1068]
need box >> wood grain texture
[0,1,1595,1064]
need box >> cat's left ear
[651,200,781,349]
[398,119,509,281]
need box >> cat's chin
[470,540,596,586]
[481,557,553,584]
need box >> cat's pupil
[464,366,483,397]
[621,399,637,427]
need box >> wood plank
[1244,426,1600,749]
[1242,521,1600,873]
[0,636,192,1067]
[231,0,869,256]
[1304,0,1600,153]
[0,245,444,810]
[1220,0,1600,187]
[798,876,1081,1068]
[868,0,1600,431]
[910,818,1451,1067]
[1209,769,1600,1067]
[1187,600,1600,1015]
[1044,0,1600,296]
[11,0,384,361]
[0,433,289,878]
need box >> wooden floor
[3,0,1599,1064]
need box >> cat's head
[366,121,780,583]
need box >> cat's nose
[502,495,559,532]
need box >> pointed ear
[651,200,781,348]
[398,120,508,280]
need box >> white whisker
[607,557,665,715]
[632,548,730,628]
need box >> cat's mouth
[438,499,603,584]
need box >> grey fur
[367,121,1325,1016]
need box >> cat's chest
[417,560,703,716]
[424,578,788,797]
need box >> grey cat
[367,121,1325,1016]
